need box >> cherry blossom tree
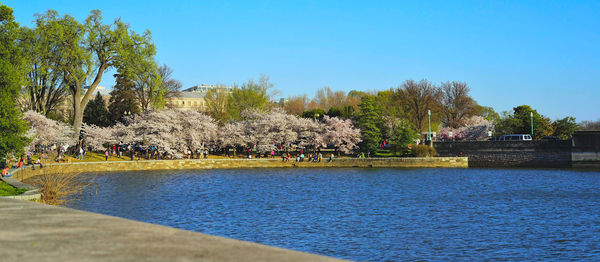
[290,115,322,150]
[241,109,302,153]
[218,121,247,149]
[125,109,218,158]
[82,109,218,158]
[438,116,493,141]
[317,115,361,154]
[79,108,364,157]
[23,111,76,148]
[177,110,219,151]
[81,124,115,151]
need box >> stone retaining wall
[572,131,600,168]
[434,140,572,168]
[13,157,468,180]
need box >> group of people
[1,152,44,177]
[99,142,212,161]
[278,152,335,162]
[185,149,210,159]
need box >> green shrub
[413,145,437,157]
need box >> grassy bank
[34,152,232,164]
[0,182,27,196]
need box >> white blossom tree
[126,109,218,158]
[78,108,364,157]
[291,116,322,150]
[177,110,219,151]
[23,110,76,149]
[239,109,301,153]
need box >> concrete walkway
[0,198,343,262]
[1,176,37,190]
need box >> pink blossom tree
[438,116,493,141]
[126,109,218,158]
[23,111,76,148]
[317,115,361,154]
[81,124,114,151]
[235,109,302,153]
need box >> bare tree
[440,81,477,128]
[313,86,351,110]
[579,120,600,131]
[159,64,182,101]
[397,79,442,132]
[283,95,309,115]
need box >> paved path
[0,198,344,262]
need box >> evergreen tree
[494,105,554,139]
[326,107,342,118]
[301,108,326,120]
[357,96,383,154]
[552,116,578,140]
[0,4,30,160]
[108,73,140,124]
[341,105,355,119]
[391,124,419,155]
[83,92,110,127]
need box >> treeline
[277,79,583,152]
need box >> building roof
[183,84,233,93]
[82,86,111,97]
[175,84,233,99]
[177,92,205,98]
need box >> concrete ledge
[0,176,41,201]
[12,157,468,181]
[1,189,41,201]
[0,198,342,261]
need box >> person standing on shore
[105,150,109,161]
[78,146,84,160]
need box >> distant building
[169,84,233,111]
[278,98,289,105]
[88,86,111,104]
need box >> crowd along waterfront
[68,168,600,261]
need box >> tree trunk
[72,88,83,142]
[71,63,108,141]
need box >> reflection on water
[68,168,600,261]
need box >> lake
[67,168,600,261]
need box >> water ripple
[69,168,600,261]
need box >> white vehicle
[502,134,533,141]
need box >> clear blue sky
[4,0,599,121]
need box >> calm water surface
[68,168,600,261]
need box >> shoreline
[11,157,468,181]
